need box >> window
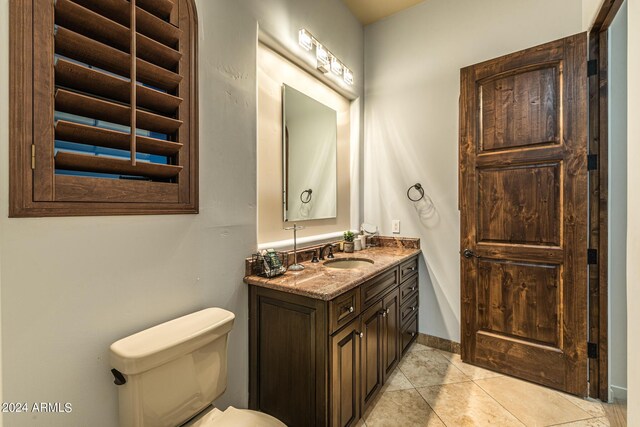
[10,0,198,216]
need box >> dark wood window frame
[9,0,199,217]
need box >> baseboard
[610,385,627,401]
[417,333,461,354]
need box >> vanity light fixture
[315,44,329,73]
[297,28,353,85]
[298,29,313,51]
[330,56,343,76]
[343,67,354,85]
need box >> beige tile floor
[360,343,625,427]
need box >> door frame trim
[587,0,624,402]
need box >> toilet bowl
[184,406,284,427]
[110,308,285,427]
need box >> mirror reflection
[282,84,337,221]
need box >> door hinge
[587,59,598,77]
[588,342,598,359]
[587,249,598,264]
[31,144,36,170]
[587,154,598,171]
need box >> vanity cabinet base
[249,255,420,427]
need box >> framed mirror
[282,84,337,221]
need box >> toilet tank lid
[110,308,235,375]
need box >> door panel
[382,289,400,383]
[460,33,588,396]
[330,318,361,427]
[360,301,383,412]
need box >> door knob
[462,249,479,259]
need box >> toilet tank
[110,308,235,427]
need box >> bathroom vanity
[245,240,420,427]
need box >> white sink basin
[324,258,374,269]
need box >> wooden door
[459,33,588,396]
[360,301,383,412]
[382,288,400,383]
[330,317,361,427]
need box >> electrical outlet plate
[392,220,400,234]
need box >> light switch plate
[392,220,400,234]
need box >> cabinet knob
[410,287,416,291]
[380,311,387,318]
[409,267,416,271]
[411,332,416,337]
[386,308,390,314]
[358,332,364,338]
[347,306,354,313]
[411,306,417,311]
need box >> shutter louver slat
[70,0,182,47]
[56,1,181,76]
[55,151,182,179]
[137,32,182,69]
[55,0,130,52]
[55,27,183,91]
[55,89,183,134]
[55,59,183,114]
[136,0,175,22]
[55,121,183,156]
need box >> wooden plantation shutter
[10,0,198,216]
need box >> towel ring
[300,189,313,204]
[407,183,425,202]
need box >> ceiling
[341,0,426,25]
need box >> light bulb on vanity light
[316,44,329,73]
[330,56,343,76]
[298,29,313,51]
[343,67,354,85]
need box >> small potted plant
[343,231,355,253]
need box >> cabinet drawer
[401,314,418,355]
[399,274,418,306]
[399,256,419,283]
[361,269,398,309]
[329,288,360,334]
[400,293,419,326]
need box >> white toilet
[110,308,285,427]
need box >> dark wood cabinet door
[249,287,327,427]
[382,288,400,383]
[459,33,588,395]
[330,318,361,427]
[360,300,383,412]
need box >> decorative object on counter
[354,238,362,251]
[251,250,287,278]
[360,223,379,248]
[343,231,355,253]
[285,223,306,271]
[358,234,367,249]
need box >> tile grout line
[409,382,449,427]
[472,378,530,427]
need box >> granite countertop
[244,245,421,301]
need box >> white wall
[0,1,363,426]
[363,0,584,342]
[608,1,628,401]
[627,0,639,421]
